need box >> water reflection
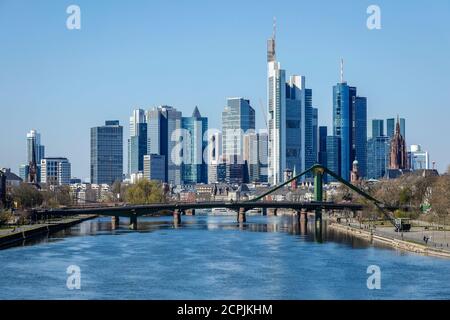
[21,215,378,251]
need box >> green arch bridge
[33,164,404,230]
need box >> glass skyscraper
[128,109,147,175]
[146,106,182,185]
[181,106,208,184]
[26,129,45,183]
[367,136,389,179]
[332,80,367,181]
[90,120,123,185]
[371,119,384,138]
[326,136,340,181]
[222,98,255,159]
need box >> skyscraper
[318,126,327,167]
[146,106,182,185]
[221,98,255,184]
[90,120,123,185]
[353,96,367,178]
[128,109,147,175]
[243,131,268,183]
[332,60,367,181]
[371,119,384,138]
[181,106,208,184]
[26,129,45,183]
[312,108,318,163]
[222,98,255,158]
[267,24,314,184]
[326,136,341,181]
[143,154,166,182]
[367,136,390,179]
[207,131,223,184]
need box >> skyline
[1,0,450,180]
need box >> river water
[1,215,449,299]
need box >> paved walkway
[0,216,95,239]
[338,219,450,253]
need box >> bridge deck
[35,201,364,218]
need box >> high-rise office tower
[243,131,269,183]
[221,98,255,184]
[387,117,406,141]
[128,109,147,175]
[26,129,45,183]
[90,120,123,185]
[353,96,367,179]
[146,106,182,185]
[332,60,367,181]
[222,98,255,158]
[312,108,318,163]
[371,119,384,138]
[326,136,341,181]
[207,131,223,184]
[367,119,388,179]
[181,106,208,184]
[318,126,328,168]
[143,154,166,182]
[267,23,314,184]
[367,136,390,179]
[40,157,71,186]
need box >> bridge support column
[238,208,246,223]
[129,215,138,230]
[300,208,308,222]
[273,208,278,216]
[173,209,181,224]
[262,208,267,216]
[314,167,324,223]
[111,216,120,229]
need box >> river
[1,215,449,299]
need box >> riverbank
[328,222,450,259]
[0,215,98,249]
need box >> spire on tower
[273,16,276,41]
[267,17,277,63]
[340,58,344,83]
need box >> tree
[0,210,13,226]
[11,183,43,209]
[125,179,165,205]
[430,175,450,220]
[42,186,73,208]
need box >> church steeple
[389,115,408,170]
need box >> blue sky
[1,0,449,180]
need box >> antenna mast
[340,58,344,83]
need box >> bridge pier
[273,208,278,216]
[129,215,138,230]
[261,208,267,216]
[238,207,246,223]
[173,209,181,224]
[300,208,308,222]
[111,216,120,229]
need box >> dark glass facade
[90,121,123,185]
[333,82,367,181]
